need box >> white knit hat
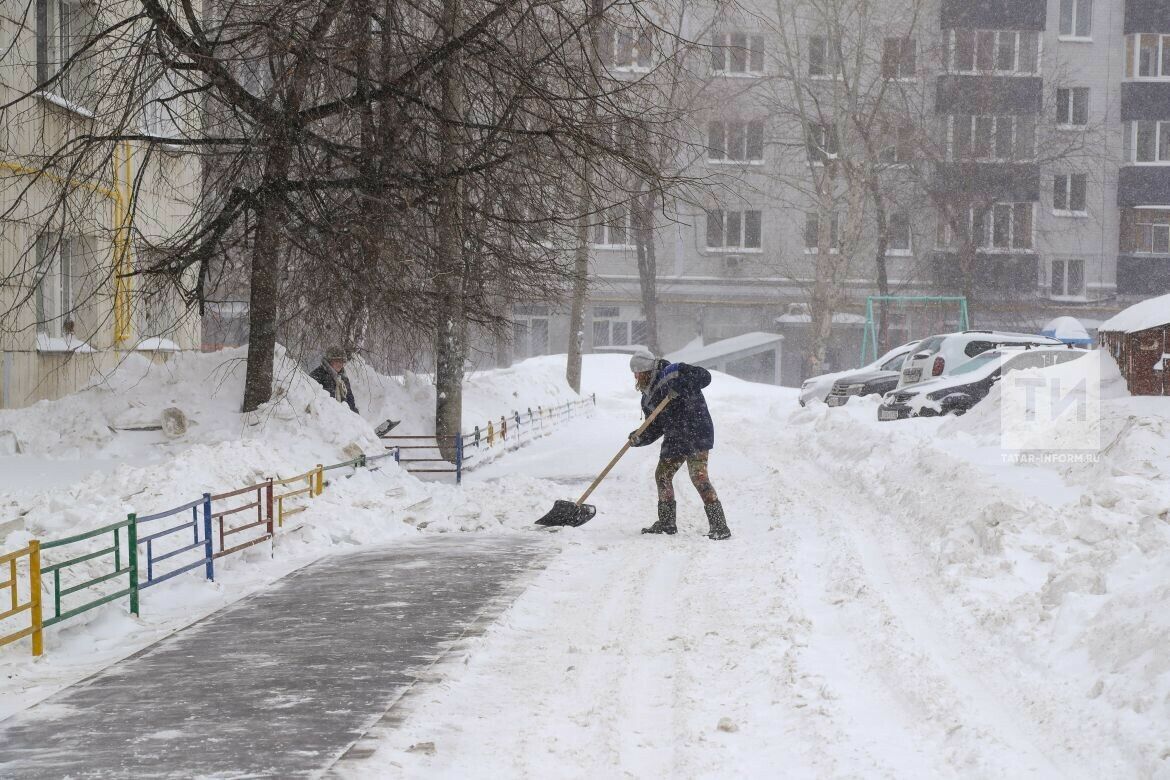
[629,348,657,373]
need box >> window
[37,0,99,109]
[1125,209,1170,253]
[948,30,1040,75]
[593,306,620,318]
[603,24,654,70]
[806,122,839,162]
[591,205,632,247]
[142,64,185,139]
[1125,121,1170,163]
[803,211,840,252]
[888,212,911,253]
[1126,34,1170,79]
[882,38,916,79]
[1056,87,1089,126]
[707,119,764,162]
[879,124,914,164]
[594,314,648,347]
[712,32,765,74]
[1053,173,1087,213]
[1050,259,1085,297]
[973,203,1033,250]
[34,233,75,337]
[1059,0,1092,39]
[950,115,1034,161]
[707,209,762,250]
[808,36,834,77]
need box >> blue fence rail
[136,494,214,589]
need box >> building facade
[517,0,1168,386]
[0,1,201,408]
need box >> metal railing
[40,517,139,629]
[272,466,323,527]
[0,542,42,656]
[210,481,274,559]
[137,495,214,589]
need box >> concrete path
[0,534,551,779]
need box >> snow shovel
[535,394,673,528]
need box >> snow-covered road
[340,366,1163,778]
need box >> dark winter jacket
[310,362,358,413]
[631,360,714,459]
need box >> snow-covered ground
[2,350,1169,777]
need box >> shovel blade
[536,500,597,527]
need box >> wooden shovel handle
[576,394,673,506]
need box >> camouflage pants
[655,451,719,505]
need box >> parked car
[799,342,919,406]
[825,351,913,406]
[896,331,1065,389]
[878,345,1087,420]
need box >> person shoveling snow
[628,348,731,540]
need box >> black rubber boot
[642,501,678,535]
[705,501,731,540]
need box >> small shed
[667,332,784,385]
[1098,293,1170,396]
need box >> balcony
[936,75,1042,115]
[1117,254,1170,295]
[934,162,1040,200]
[940,0,1045,30]
[1120,82,1170,121]
[1118,167,1170,206]
[1124,2,1170,36]
[930,251,1039,294]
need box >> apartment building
[520,0,1168,386]
[0,1,201,408]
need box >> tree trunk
[241,142,293,413]
[565,0,603,393]
[566,172,589,392]
[435,0,466,461]
[634,189,660,354]
[868,184,891,354]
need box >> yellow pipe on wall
[0,140,135,346]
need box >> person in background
[627,348,731,540]
[310,346,358,413]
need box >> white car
[799,342,919,405]
[879,345,1088,419]
[896,331,1064,389]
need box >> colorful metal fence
[0,393,596,657]
[272,466,323,527]
[40,517,139,629]
[137,495,214,589]
[210,481,274,559]
[0,542,42,656]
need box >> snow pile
[784,363,1170,772]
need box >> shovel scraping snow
[535,394,673,527]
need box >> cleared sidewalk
[0,534,550,779]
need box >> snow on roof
[1098,293,1170,334]
[1041,316,1093,345]
[667,332,783,365]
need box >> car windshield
[949,352,1004,376]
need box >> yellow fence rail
[0,541,43,656]
[272,465,324,527]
